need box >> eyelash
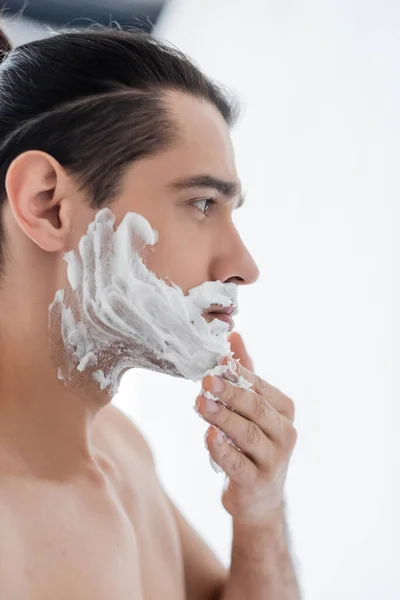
[191,198,217,216]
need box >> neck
[0,284,109,480]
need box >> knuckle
[225,381,239,407]
[221,445,234,462]
[251,395,267,421]
[231,453,247,475]
[284,424,298,451]
[255,376,269,396]
[280,393,295,420]
[244,421,260,445]
[285,397,296,420]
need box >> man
[0,27,300,599]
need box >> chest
[0,475,185,600]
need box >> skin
[0,90,300,599]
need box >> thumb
[228,332,255,372]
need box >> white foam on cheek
[49,208,239,396]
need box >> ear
[5,150,74,253]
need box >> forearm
[218,513,301,600]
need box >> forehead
[163,90,239,182]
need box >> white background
[4,3,399,598]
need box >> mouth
[204,305,236,332]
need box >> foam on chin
[49,208,239,396]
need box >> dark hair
[0,26,237,272]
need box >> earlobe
[5,150,72,253]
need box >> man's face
[1,89,260,390]
[70,91,259,303]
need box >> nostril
[224,276,245,285]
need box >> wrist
[232,508,288,560]
[233,505,286,537]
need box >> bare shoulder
[92,404,227,600]
[92,403,155,472]
[90,406,191,599]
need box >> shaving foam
[49,208,242,396]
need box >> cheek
[144,230,209,293]
[67,204,97,253]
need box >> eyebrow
[169,175,246,208]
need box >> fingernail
[211,376,224,393]
[205,397,220,413]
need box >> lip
[207,305,236,316]
[207,312,235,331]
[205,305,236,331]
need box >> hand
[195,332,297,529]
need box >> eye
[191,198,217,215]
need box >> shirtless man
[0,27,300,599]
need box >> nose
[211,225,260,287]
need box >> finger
[227,361,295,422]
[199,379,288,448]
[228,332,254,372]
[197,393,277,469]
[205,426,258,484]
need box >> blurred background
[1,1,398,599]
